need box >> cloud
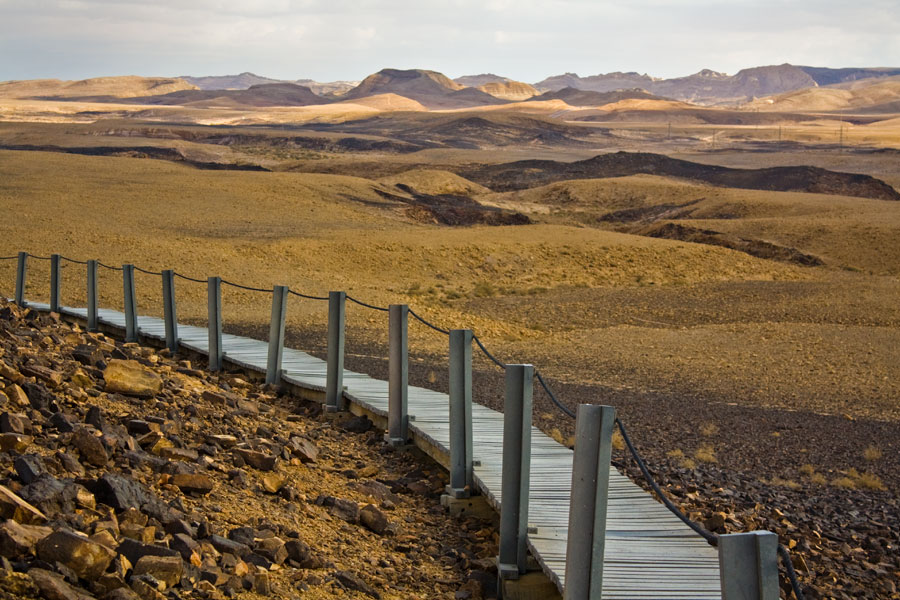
[0,0,896,82]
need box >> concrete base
[443,485,470,499]
[440,493,495,519]
[383,434,412,448]
[500,571,562,600]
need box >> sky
[1,0,898,83]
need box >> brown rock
[4,384,29,407]
[260,473,285,494]
[20,365,63,388]
[704,512,727,533]
[132,555,183,589]
[0,432,32,452]
[290,438,318,463]
[170,473,213,495]
[68,369,93,390]
[206,434,237,448]
[0,363,24,384]
[0,412,29,434]
[0,519,52,557]
[28,568,95,600]
[253,572,270,595]
[0,485,47,524]
[233,449,276,471]
[158,447,198,462]
[71,427,108,467]
[36,530,117,579]
[130,578,166,600]
[329,498,360,523]
[254,537,287,565]
[103,360,162,398]
[360,504,389,535]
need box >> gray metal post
[718,531,779,600]
[122,264,138,342]
[266,285,288,385]
[446,329,474,498]
[498,364,534,580]
[564,404,616,600]
[87,260,98,331]
[49,254,61,313]
[386,304,409,446]
[207,276,223,371]
[162,269,178,353]
[14,252,26,306]
[325,291,346,412]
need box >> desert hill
[477,81,539,101]
[749,76,900,113]
[535,64,900,105]
[0,76,196,99]
[341,68,506,109]
[181,72,358,96]
[534,87,664,106]
[453,73,513,87]
[459,151,900,201]
[53,83,328,108]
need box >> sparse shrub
[768,477,801,490]
[863,445,882,462]
[856,471,886,491]
[694,445,717,463]
[810,473,827,485]
[700,422,719,437]
[799,464,816,477]
[612,430,624,451]
[527,286,549,295]
[443,290,463,300]
[679,458,697,469]
[666,449,685,459]
[831,476,857,489]
[472,280,497,298]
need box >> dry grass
[665,450,697,470]
[799,464,816,476]
[699,422,719,437]
[694,445,717,464]
[831,468,886,491]
[766,476,802,490]
[863,445,883,461]
[611,430,625,451]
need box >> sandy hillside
[0,76,197,99]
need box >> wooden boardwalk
[29,301,721,598]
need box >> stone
[0,519,52,557]
[158,446,198,462]
[102,360,162,398]
[360,504,389,535]
[89,474,164,516]
[28,568,95,600]
[208,535,250,558]
[56,452,85,477]
[69,369,93,390]
[329,498,360,523]
[206,434,237,448]
[103,586,141,600]
[14,455,46,485]
[48,412,75,433]
[289,438,318,463]
[115,538,179,566]
[704,512,727,532]
[170,533,201,564]
[4,384,29,407]
[84,406,104,430]
[253,537,287,565]
[132,555,183,589]
[253,572,270,596]
[0,432,32,452]
[130,577,166,600]
[72,427,108,467]
[36,529,117,579]
[0,362,24,384]
[260,473,285,494]
[18,476,80,518]
[0,484,47,524]
[0,411,29,434]
[21,365,63,388]
[170,473,213,495]
[71,345,103,368]
[233,448,276,471]
[334,570,381,599]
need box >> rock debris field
[0,299,498,600]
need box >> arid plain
[1,69,899,597]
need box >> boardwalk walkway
[28,301,722,598]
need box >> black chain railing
[59,256,88,265]
[346,294,389,312]
[133,265,163,276]
[288,289,329,301]
[0,256,18,261]
[173,271,206,284]
[220,278,271,293]
[408,308,450,335]
[97,261,123,271]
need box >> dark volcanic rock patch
[459,151,900,201]
[377,184,531,226]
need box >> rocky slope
[0,300,498,600]
[340,69,505,109]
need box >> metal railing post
[446,329,474,498]
[161,269,178,353]
[325,291,346,412]
[498,364,534,580]
[207,276,223,371]
[87,260,98,331]
[564,404,616,600]
[14,252,27,306]
[386,304,409,446]
[122,264,138,342]
[266,285,288,385]
[49,254,61,313]
[719,531,779,600]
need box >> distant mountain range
[532,65,900,105]
[3,64,898,112]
